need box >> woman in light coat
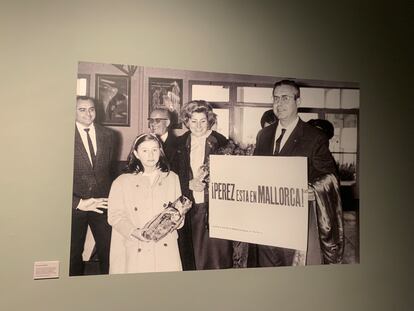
[108,133,184,274]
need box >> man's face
[149,110,170,136]
[273,85,300,125]
[76,99,96,127]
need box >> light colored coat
[108,170,183,274]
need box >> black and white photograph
[70,60,360,276]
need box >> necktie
[84,128,96,168]
[274,128,286,155]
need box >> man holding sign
[248,80,340,267]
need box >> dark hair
[181,100,217,129]
[124,133,170,174]
[307,119,334,140]
[272,80,301,99]
[76,95,96,106]
[260,109,278,128]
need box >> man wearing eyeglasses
[148,107,178,164]
[248,80,339,267]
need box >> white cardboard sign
[209,155,309,251]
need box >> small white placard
[33,261,59,280]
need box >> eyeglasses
[273,95,295,104]
[148,118,168,124]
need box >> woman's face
[133,140,160,171]
[188,112,209,137]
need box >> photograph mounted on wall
[70,60,360,276]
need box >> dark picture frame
[149,77,183,129]
[95,74,131,126]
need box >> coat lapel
[75,127,93,168]
[134,171,163,188]
[204,133,218,163]
[184,133,193,180]
[95,125,105,169]
[267,123,277,155]
[278,119,304,156]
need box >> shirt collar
[160,131,169,143]
[191,130,212,142]
[76,122,95,133]
[279,116,299,131]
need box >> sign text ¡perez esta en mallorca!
[211,182,305,208]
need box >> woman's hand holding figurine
[131,228,150,242]
[189,178,205,192]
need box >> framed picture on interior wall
[149,77,183,129]
[95,74,131,126]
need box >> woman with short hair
[175,100,234,270]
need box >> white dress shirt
[160,131,168,143]
[76,122,97,166]
[274,117,299,154]
[190,130,212,204]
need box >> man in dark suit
[148,107,178,164]
[70,96,114,276]
[249,80,338,267]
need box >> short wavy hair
[124,133,170,174]
[180,100,217,129]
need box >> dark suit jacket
[250,118,338,266]
[72,124,115,209]
[162,131,179,166]
[254,119,337,182]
